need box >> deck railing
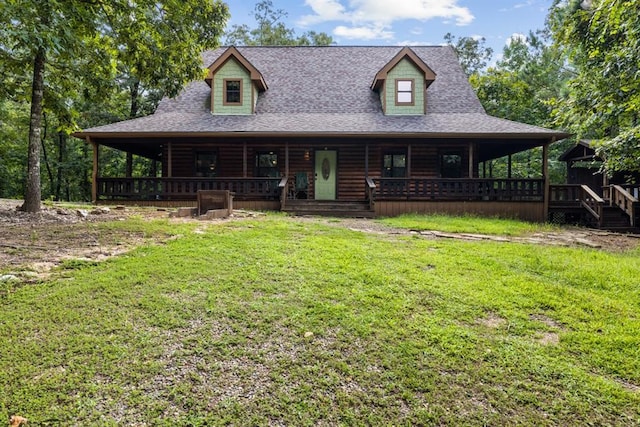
[97,177,282,200]
[373,178,545,201]
[549,184,605,226]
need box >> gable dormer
[205,46,267,115]
[371,47,436,115]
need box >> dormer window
[205,47,268,115]
[224,79,242,105]
[396,79,414,106]
[371,47,436,115]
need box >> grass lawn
[1,214,639,425]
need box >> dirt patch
[1,200,639,285]
[308,217,640,252]
[0,200,171,283]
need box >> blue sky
[224,0,553,61]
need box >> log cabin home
[74,45,574,221]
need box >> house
[74,45,571,221]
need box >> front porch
[86,135,555,221]
[95,175,547,220]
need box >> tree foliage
[0,0,229,210]
[549,0,640,176]
[444,32,493,76]
[465,30,572,182]
[225,0,334,46]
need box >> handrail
[279,177,288,210]
[579,184,605,226]
[365,177,376,210]
[610,185,638,227]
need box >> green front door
[314,150,337,200]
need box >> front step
[282,200,375,218]
[598,206,639,233]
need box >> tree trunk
[23,48,46,213]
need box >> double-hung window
[224,79,242,105]
[195,152,218,177]
[383,153,407,177]
[439,151,463,178]
[255,152,279,177]
[395,79,414,106]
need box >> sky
[224,0,554,61]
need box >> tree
[443,32,493,76]
[549,0,640,176]
[0,0,229,212]
[469,30,572,182]
[225,0,334,46]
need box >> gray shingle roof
[79,46,567,138]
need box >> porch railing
[373,178,545,201]
[549,184,605,226]
[97,177,282,200]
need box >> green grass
[1,215,639,425]
[380,212,560,235]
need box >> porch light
[304,150,310,161]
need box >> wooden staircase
[282,200,375,218]
[549,184,639,233]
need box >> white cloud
[506,32,527,46]
[299,0,474,28]
[334,24,394,40]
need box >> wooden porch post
[468,142,474,178]
[243,141,248,177]
[89,137,98,203]
[543,140,552,221]
[167,142,172,177]
[507,155,512,178]
[285,141,289,178]
[365,144,369,178]
[126,152,133,177]
[407,144,412,177]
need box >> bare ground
[1,199,638,284]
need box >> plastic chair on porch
[294,172,309,199]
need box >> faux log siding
[337,145,367,200]
[161,139,475,197]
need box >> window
[440,151,463,178]
[396,79,414,105]
[224,79,242,105]
[255,152,279,177]
[195,152,218,177]
[383,153,407,177]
